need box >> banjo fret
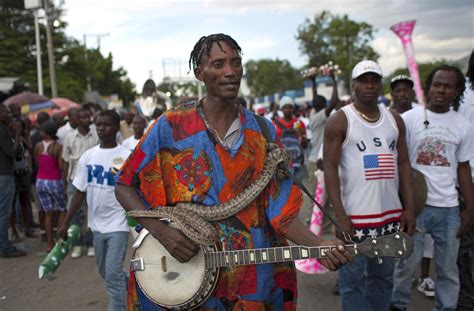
[206,245,353,268]
[291,246,301,260]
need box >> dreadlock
[188,34,242,72]
[425,64,465,112]
[466,50,473,89]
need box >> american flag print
[363,154,395,180]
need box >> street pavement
[0,179,435,310]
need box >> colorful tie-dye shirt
[117,100,303,310]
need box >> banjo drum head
[134,234,207,308]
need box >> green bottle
[38,224,81,279]
[127,216,138,227]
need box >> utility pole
[33,10,43,95]
[344,16,353,93]
[83,34,92,93]
[43,0,57,97]
[25,0,44,95]
[83,33,110,92]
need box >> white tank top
[340,104,402,240]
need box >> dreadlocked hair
[425,64,465,112]
[466,50,474,89]
[188,34,242,72]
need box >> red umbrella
[28,98,81,124]
[51,98,81,110]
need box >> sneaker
[417,277,435,297]
[0,246,27,258]
[87,247,95,257]
[71,246,82,258]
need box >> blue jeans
[93,231,129,311]
[0,175,15,255]
[339,254,395,311]
[67,181,92,247]
[392,206,461,310]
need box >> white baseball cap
[352,60,383,79]
[279,96,295,108]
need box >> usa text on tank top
[339,104,403,240]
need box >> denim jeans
[339,254,395,311]
[93,231,129,311]
[0,175,15,255]
[392,206,461,310]
[67,181,92,247]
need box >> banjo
[130,227,413,310]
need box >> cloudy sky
[62,0,474,92]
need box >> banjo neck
[205,244,359,268]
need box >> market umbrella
[3,92,54,114]
[51,97,81,114]
[29,97,81,124]
[4,92,49,106]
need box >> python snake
[127,143,290,245]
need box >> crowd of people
[0,33,472,311]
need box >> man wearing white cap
[390,75,417,114]
[273,95,308,181]
[323,60,416,311]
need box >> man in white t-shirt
[391,65,474,311]
[121,115,147,151]
[56,108,79,144]
[307,71,340,186]
[62,108,99,258]
[58,110,130,311]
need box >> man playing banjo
[115,33,353,310]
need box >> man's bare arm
[285,217,352,270]
[325,72,340,117]
[323,111,354,238]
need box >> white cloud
[60,0,474,92]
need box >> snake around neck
[127,143,290,245]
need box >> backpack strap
[254,113,352,242]
[255,115,273,143]
[272,118,286,131]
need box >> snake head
[276,163,290,180]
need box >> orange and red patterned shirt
[117,100,303,310]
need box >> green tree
[244,59,304,96]
[157,79,198,104]
[296,11,379,92]
[383,60,449,94]
[0,1,135,104]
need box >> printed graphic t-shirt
[73,145,130,233]
[402,107,474,207]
